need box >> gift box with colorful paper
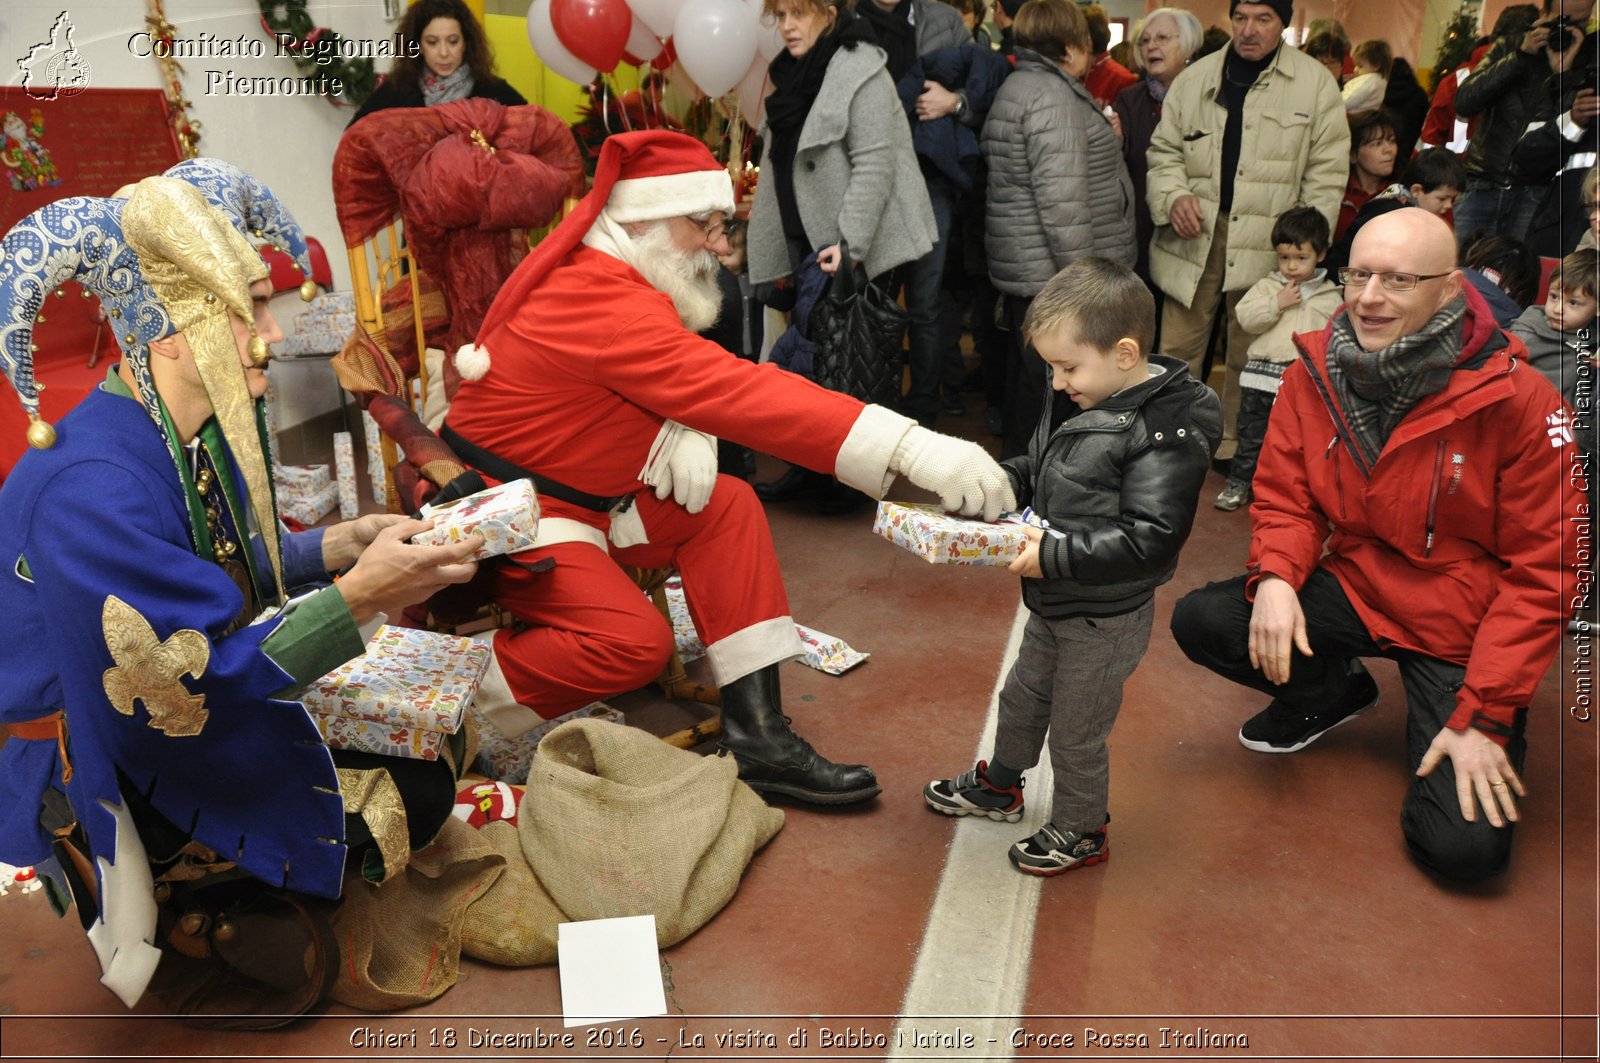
[412,478,540,561]
[302,624,490,759]
[471,701,624,783]
[872,501,1030,566]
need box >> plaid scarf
[1323,296,1466,472]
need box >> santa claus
[446,130,1013,805]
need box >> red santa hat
[456,130,735,381]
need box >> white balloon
[631,0,688,39]
[673,0,758,97]
[743,0,784,61]
[625,14,664,61]
[526,0,597,85]
[733,54,769,129]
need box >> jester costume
[0,167,459,1019]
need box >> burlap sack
[330,815,505,1010]
[516,719,784,951]
[460,820,563,966]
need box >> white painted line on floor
[890,602,1051,1060]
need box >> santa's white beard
[598,217,725,332]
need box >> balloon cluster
[526,0,784,124]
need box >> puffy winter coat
[1002,355,1221,619]
[747,44,936,286]
[1249,284,1576,740]
[981,48,1134,296]
[1144,45,1348,308]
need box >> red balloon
[551,0,632,72]
[651,38,677,71]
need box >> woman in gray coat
[747,0,936,507]
[981,0,1134,457]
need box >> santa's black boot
[717,665,879,805]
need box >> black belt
[439,424,628,514]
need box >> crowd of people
[0,0,1591,1023]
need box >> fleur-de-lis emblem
[101,595,210,737]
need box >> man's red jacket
[1247,284,1580,740]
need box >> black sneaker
[1238,663,1379,754]
[1008,823,1108,876]
[924,761,1024,822]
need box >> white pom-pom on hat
[455,342,491,381]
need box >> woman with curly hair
[349,0,525,126]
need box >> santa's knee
[593,613,675,691]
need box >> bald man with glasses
[1171,208,1577,884]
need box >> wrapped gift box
[472,701,623,783]
[413,478,539,560]
[274,463,331,493]
[333,431,360,520]
[313,713,449,760]
[280,481,338,526]
[302,625,490,759]
[873,501,1030,566]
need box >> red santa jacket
[443,246,869,530]
[1247,283,1578,740]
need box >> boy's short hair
[1583,165,1599,214]
[1353,39,1393,79]
[1271,206,1331,253]
[1082,4,1112,54]
[1303,31,1348,63]
[1013,0,1089,62]
[1401,148,1467,194]
[1023,257,1155,354]
[1460,233,1540,307]
[1552,249,1600,301]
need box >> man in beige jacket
[1144,0,1348,458]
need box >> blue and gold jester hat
[160,158,320,302]
[121,176,284,600]
[0,196,173,450]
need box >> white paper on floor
[663,578,868,674]
[557,914,667,1028]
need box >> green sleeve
[261,584,365,696]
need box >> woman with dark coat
[349,0,526,126]
[1110,6,1202,290]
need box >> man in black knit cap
[1143,0,1348,466]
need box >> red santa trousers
[488,476,791,719]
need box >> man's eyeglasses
[691,215,727,244]
[1138,31,1178,46]
[1338,267,1452,292]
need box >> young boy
[923,258,1221,876]
[1511,248,1598,520]
[1325,148,1466,273]
[1341,39,1391,116]
[1216,207,1342,511]
[1513,248,1599,408]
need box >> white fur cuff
[835,404,917,497]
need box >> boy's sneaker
[1238,663,1380,753]
[1008,823,1108,876]
[1213,482,1252,511]
[923,761,1024,822]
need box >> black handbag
[807,241,909,406]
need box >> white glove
[641,420,719,514]
[890,425,1015,522]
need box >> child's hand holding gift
[1007,525,1045,578]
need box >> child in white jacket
[1216,207,1344,511]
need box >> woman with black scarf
[746,0,938,508]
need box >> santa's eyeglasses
[689,214,728,244]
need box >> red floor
[1,404,1595,1062]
